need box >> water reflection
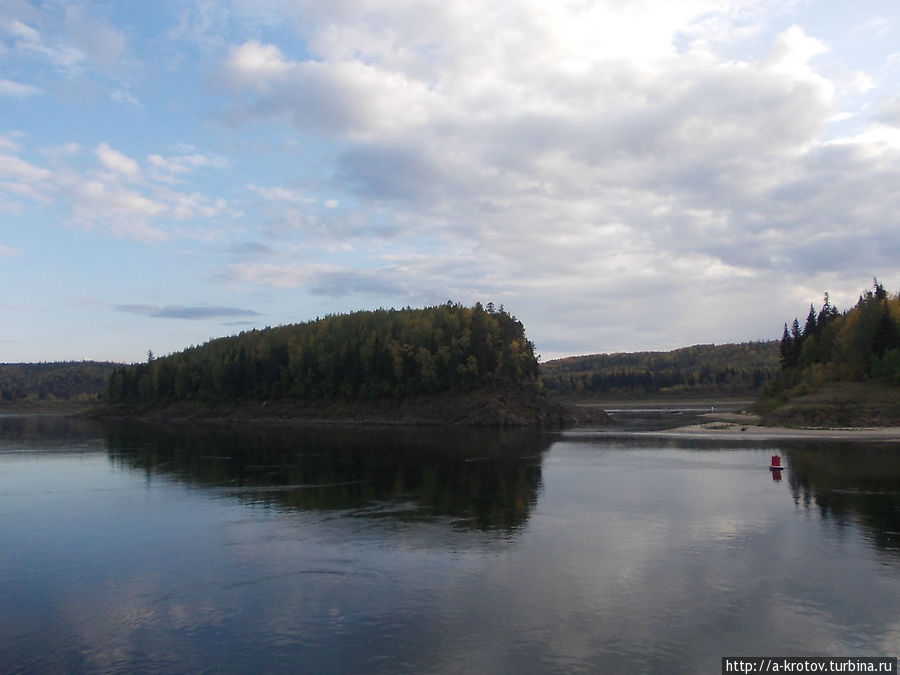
[783,443,900,554]
[101,420,555,533]
[0,413,102,452]
[564,426,900,557]
[3,415,900,672]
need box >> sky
[2,0,899,364]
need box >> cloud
[246,184,310,203]
[6,1,900,361]
[110,89,142,108]
[61,4,127,73]
[148,151,230,183]
[205,2,900,354]
[0,135,238,243]
[4,17,86,76]
[0,153,52,182]
[114,304,262,320]
[70,180,168,241]
[877,97,900,128]
[95,143,140,177]
[229,241,276,259]
[2,4,128,77]
[218,40,435,138]
[217,262,410,297]
[0,78,42,97]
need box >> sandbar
[658,412,900,441]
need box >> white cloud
[110,89,142,108]
[0,77,42,97]
[0,153,52,182]
[167,191,236,222]
[148,151,230,183]
[761,25,827,75]
[247,184,310,202]
[0,135,20,152]
[95,143,140,177]
[222,40,291,90]
[0,133,243,245]
[5,18,86,75]
[72,180,167,230]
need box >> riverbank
[757,383,900,429]
[0,400,95,415]
[89,389,612,428]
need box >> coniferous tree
[779,323,794,369]
[817,292,839,328]
[803,304,817,338]
[790,318,803,366]
[763,279,900,395]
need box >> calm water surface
[1,412,898,673]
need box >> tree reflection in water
[784,442,900,554]
[102,420,555,533]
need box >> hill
[541,342,778,399]
[758,279,900,426]
[101,302,591,426]
[0,362,119,406]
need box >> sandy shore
[657,412,900,441]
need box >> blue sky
[2,0,899,363]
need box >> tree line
[0,362,118,403]
[541,342,778,398]
[767,278,900,396]
[105,302,541,405]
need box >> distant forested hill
[541,342,778,398]
[0,362,119,403]
[105,303,542,406]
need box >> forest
[104,302,542,406]
[0,361,118,403]
[766,278,900,396]
[541,342,778,398]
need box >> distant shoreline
[648,411,900,441]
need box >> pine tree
[790,318,803,366]
[779,323,793,369]
[803,304,817,338]
[817,292,839,328]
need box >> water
[1,413,898,673]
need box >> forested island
[759,279,900,426]
[100,302,589,426]
[8,282,899,429]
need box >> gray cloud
[115,304,261,320]
[877,97,900,128]
[309,269,409,298]
[208,2,900,355]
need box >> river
[1,411,898,673]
